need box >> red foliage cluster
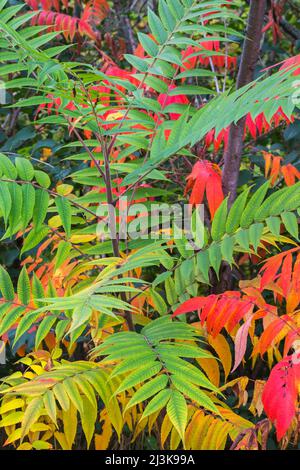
[204,107,294,152]
[173,291,261,337]
[262,355,300,440]
[26,0,110,40]
[263,152,300,186]
[181,40,237,71]
[184,160,224,218]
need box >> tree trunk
[214,0,267,294]
[222,0,267,207]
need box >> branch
[222,0,267,207]
[279,17,300,40]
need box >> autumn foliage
[0,0,300,453]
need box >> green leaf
[7,182,22,236]
[35,315,56,349]
[0,306,24,336]
[266,216,281,237]
[137,32,159,56]
[13,310,40,345]
[14,96,53,107]
[34,170,51,188]
[171,375,218,414]
[0,182,12,228]
[165,275,177,305]
[169,85,215,96]
[281,212,299,240]
[208,243,222,278]
[69,303,92,333]
[54,241,72,270]
[73,375,97,409]
[32,273,45,308]
[159,0,176,31]
[225,187,250,233]
[124,54,148,72]
[22,184,35,229]
[115,364,162,394]
[197,250,210,283]
[149,288,168,315]
[21,226,49,255]
[249,223,264,252]
[125,374,169,410]
[17,266,30,305]
[0,265,14,301]
[15,157,34,181]
[166,390,187,443]
[220,235,234,265]
[53,383,70,411]
[148,8,168,44]
[55,196,72,239]
[235,228,250,251]
[141,388,172,419]
[33,189,49,229]
[0,153,17,179]
[240,182,270,228]
[211,197,228,241]
[63,378,83,414]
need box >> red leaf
[205,172,224,218]
[172,297,206,317]
[280,252,293,297]
[259,253,284,290]
[257,315,289,356]
[200,294,218,325]
[279,54,300,76]
[158,85,189,120]
[231,316,253,372]
[185,160,224,218]
[262,356,300,440]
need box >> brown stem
[113,1,136,54]
[101,135,135,331]
[279,17,300,40]
[222,0,267,207]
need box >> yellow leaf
[30,422,50,432]
[20,397,43,441]
[56,184,73,196]
[197,357,220,387]
[81,397,97,449]
[3,427,22,446]
[95,410,112,450]
[200,418,219,449]
[23,371,36,380]
[208,334,232,380]
[62,402,77,449]
[0,411,23,427]
[249,380,265,417]
[43,390,57,426]
[54,431,69,450]
[105,111,124,121]
[17,442,32,450]
[69,234,97,243]
[48,215,63,229]
[170,426,181,450]
[161,413,172,449]
[29,365,45,375]
[32,440,52,450]
[0,398,24,414]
